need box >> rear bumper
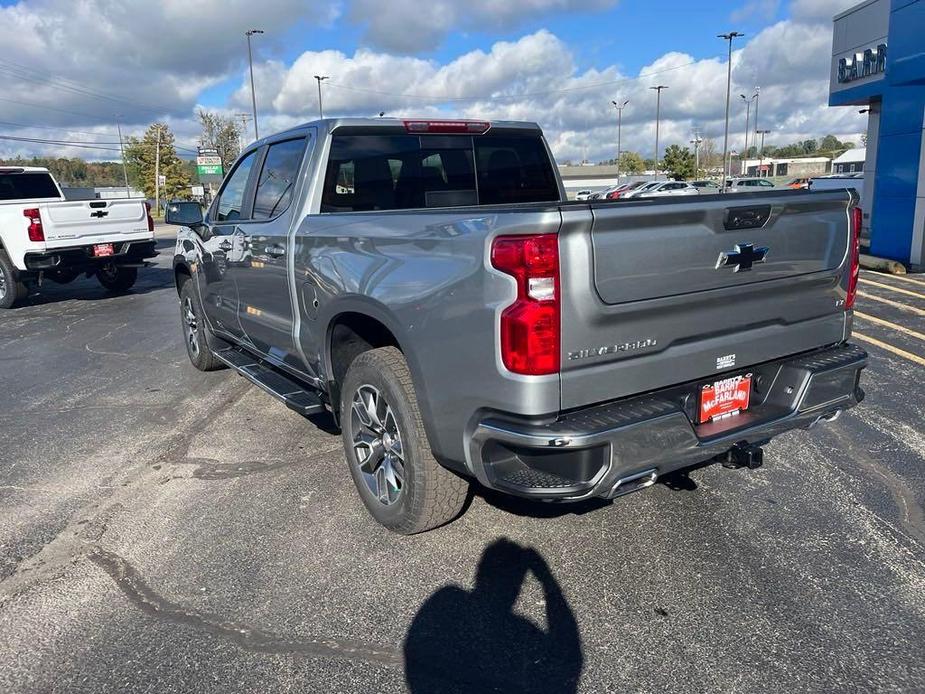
[466,343,867,501]
[23,240,158,272]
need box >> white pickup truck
[0,166,157,308]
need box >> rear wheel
[0,251,27,309]
[96,263,137,292]
[341,347,468,534]
[179,279,223,371]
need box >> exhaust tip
[609,468,658,498]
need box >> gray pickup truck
[168,118,867,534]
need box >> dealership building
[829,0,925,267]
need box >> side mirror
[165,200,204,228]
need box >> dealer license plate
[92,243,115,257]
[699,374,752,423]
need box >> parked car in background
[574,190,594,200]
[621,181,662,199]
[606,181,647,199]
[785,177,811,190]
[0,166,156,308]
[635,181,699,198]
[691,180,721,191]
[725,177,777,193]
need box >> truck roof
[0,166,50,174]
[261,117,543,144]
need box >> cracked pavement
[0,245,923,692]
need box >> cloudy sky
[0,0,865,163]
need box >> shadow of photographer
[403,538,583,693]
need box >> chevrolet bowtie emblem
[715,243,769,272]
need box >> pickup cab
[0,166,157,308]
[168,118,867,534]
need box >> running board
[212,346,325,416]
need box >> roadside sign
[197,164,223,176]
[157,174,166,186]
[191,185,205,196]
[196,156,222,166]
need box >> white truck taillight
[490,234,560,375]
[23,208,44,242]
[846,206,861,309]
[144,201,155,232]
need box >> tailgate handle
[89,201,107,208]
[724,205,771,231]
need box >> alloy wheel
[350,384,405,505]
[183,296,200,358]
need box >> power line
[0,134,123,152]
[0,119,117,137]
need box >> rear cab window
[0,171,61,201]
[321,131,559,212]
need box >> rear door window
[321,133,559,212]
[252,138,306,220]
[0,172,60,201]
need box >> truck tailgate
[558,190,854,410]
[42,199,150,244]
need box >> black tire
[178,279,223,371]
[0,250,27,309]
[96,263,137,292]
[341,346,469,534]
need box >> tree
[198,110,241,170]
[699,138,720,173]
[618,151,645,174]
[662,144,696,180]
[124,123,192,204]
[801,139,818,154]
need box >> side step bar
[212,346,325,416]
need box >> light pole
[739,92,756,175]
[690,133,703,177]
[752,86,760,159]
[757,129,771,177]
[718,31,744,189]
[114,115,130,197]
[245,29,264,140]
[649,85,668,180]
[153,124,164,218]
[314,75,329,119]
[236,112,251,151]
[611,99,629,182]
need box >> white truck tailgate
[42,199,149,244]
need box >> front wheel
[96,263,137,292]
[341,347,469,534]
[0,251,27,309]
[178,280,223,371]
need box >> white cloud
[348,0,618,52]
[732,0,781,23]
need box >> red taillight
[403,120,490,134]
[23,207,44,242]
[846,206,862,309]
[491,234,560,375]
[144,201,154,232]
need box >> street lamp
[649,85,668,180]
[611,99,629,182]
[314,75,329,119]
[757,129,771,177]
[739,91,757,175]
[245,29,264,140]
[718,31,744,189]
[690,133,703,177]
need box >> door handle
[217,240,232,251]
[264,244,286,258]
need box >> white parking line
[865,273,925,288]
[855,311,925,341]
[859,278,925,300]
[854,332,925,367]
[857,292,925,317]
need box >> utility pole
[740,92,757,175]
[314,75,329,119]
[649,85,668,180]
[245,29,264,140]
[611,99,629,183]
[718,31,744,190]
[753,86,760,161]
[757,129,771,177]
[115,115,130,197]
[690,132,703,177]
[154,124,163,219]
[236,112,251,150]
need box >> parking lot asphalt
[0,243,923,693]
